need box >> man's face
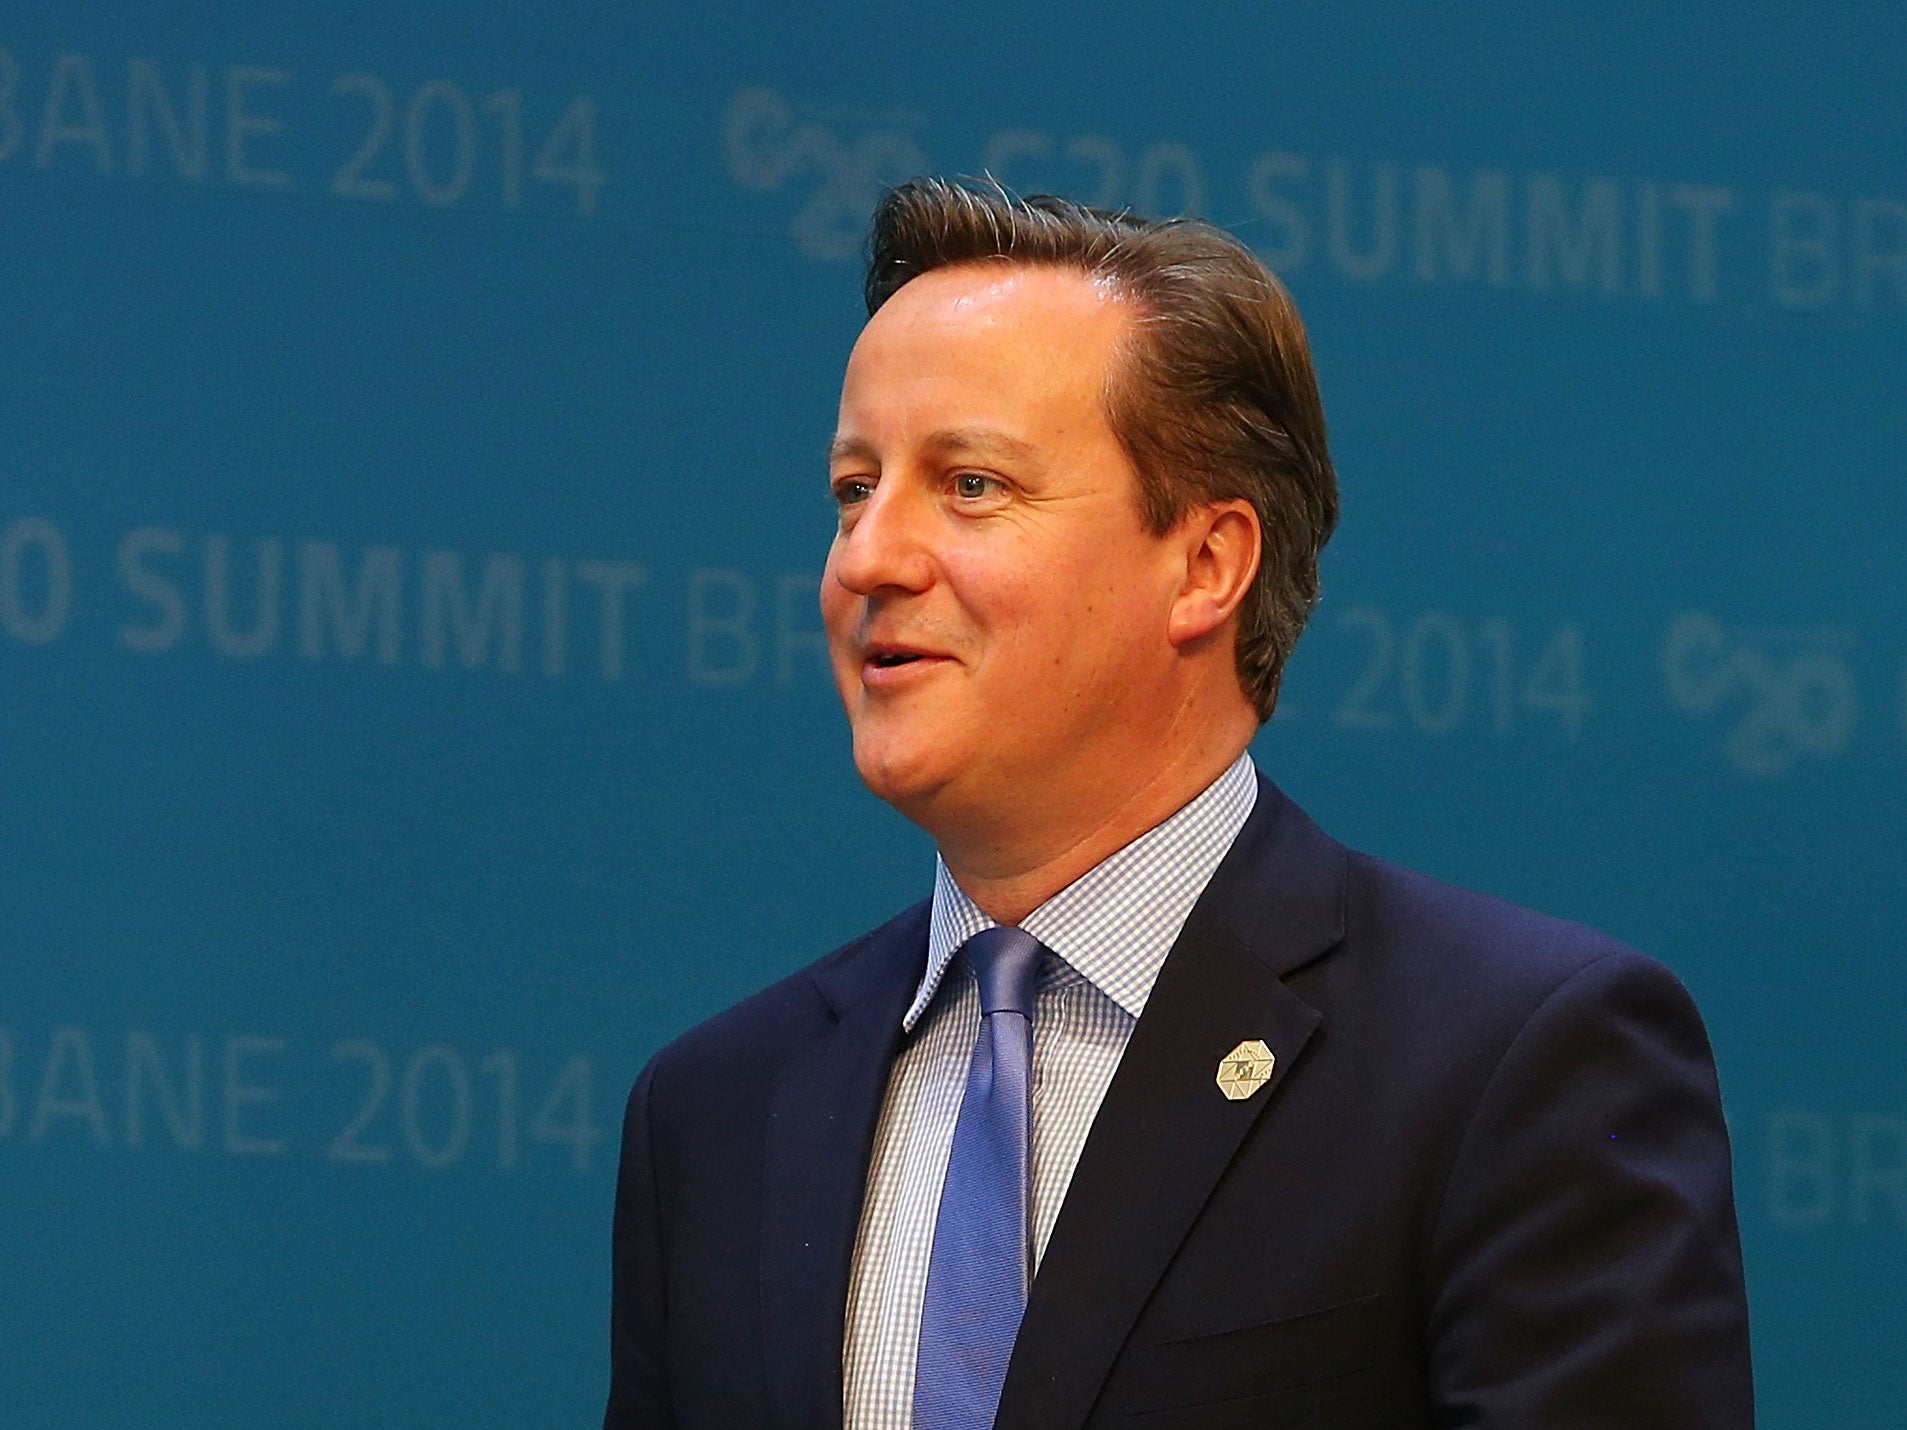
[822,263,1192,839]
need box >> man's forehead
[865,262,1131,340]
[840,267,1128,419]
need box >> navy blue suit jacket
[606,778,1753,1426]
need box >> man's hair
[863,177,1338,722]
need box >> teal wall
[3,5,1902,1424]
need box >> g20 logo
[723,87,927,261]
[1661,612,1856,776]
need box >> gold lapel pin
[1215,1039,1275,1100]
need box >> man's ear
[1167,500,1261,648]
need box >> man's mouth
[862,643,945,673]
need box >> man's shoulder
[1332,845,1696,1034]
[1351,849,1634,964]
[1237,777,1671,1002]
[641,898,929,1083]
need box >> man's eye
[954,473,995,499]
[833,479,873,506]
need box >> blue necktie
[913,925,1045,1430]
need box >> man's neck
[934,734,1253,927]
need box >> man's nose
[829,481,936,597]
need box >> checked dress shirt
[841,752,1259,1428]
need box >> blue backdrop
[3,5,1902,1425]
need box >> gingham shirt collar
[905,752,1259,1030]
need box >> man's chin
[851,742,956,820]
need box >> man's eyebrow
[922,427,1039,464]
[827,435,880,466]
[827,428,1039,466]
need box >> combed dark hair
[863,177,1338,721]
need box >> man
[605,178,1753,1427]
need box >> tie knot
[961,926,1044,1018]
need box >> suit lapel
[759,905,926,1429]
[997,780,1348,1428]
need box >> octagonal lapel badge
[1215,1039,1276,1101]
